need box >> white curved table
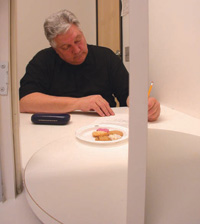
[20,106,200,224]
[22,107,129,224]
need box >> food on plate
[92,128,124,141]
[92,131,109,137]
[108,134,122,141]
[95,136,111,141]
[96,128,109,132]
[108,130,123,136]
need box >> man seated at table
[19,9,160,121]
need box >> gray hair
[44,9,80,47]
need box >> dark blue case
[31,113,70,125]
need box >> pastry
[92,127,124,141]
[95,136,111,141]
[92,131,109,137]
[108,130,123,136]
[108,134,122,140]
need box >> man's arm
[126,96,160,121]
[20,92,115,117]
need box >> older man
[19,9,160,121]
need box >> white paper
[93,114,129,128]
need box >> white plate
[75,124,128,144]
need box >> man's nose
[72,44,80,54]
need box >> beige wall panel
[97,0,120,54]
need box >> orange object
[148,81,154,98]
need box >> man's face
[53,24,88,65]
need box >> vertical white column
[0,0,16,200]
[127,0,148,223]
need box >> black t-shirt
[19,44,129,107]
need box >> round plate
[75,124,128,144]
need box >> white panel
[0,0,16,200]
[149,0,200,118]
[127,0,148,223]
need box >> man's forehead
[55,29,82,46]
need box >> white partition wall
[149,0,200,119]
[127,0,148,223]
[0,0,16,200]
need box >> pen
[148,81,154,98]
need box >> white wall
[16,0,96,86]
[123,1,200,119]
[0,0,16,201]
[127,0,148,223]
[149,0,200,119]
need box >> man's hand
[77,95,115,117]
[148,97,160,121]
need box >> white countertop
[20,105,200,171]
[20,105,200,224]
[21,107,129,224]
[148,105,200,136]
[20,107,129,171]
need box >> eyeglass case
[31,113,70,125]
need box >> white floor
[0,190,42,224]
